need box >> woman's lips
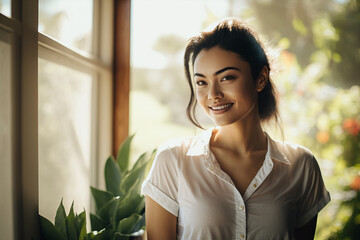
[209,103,234,113]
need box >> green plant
[39,200,89,240]
[39,135,155,240]
[89,135,155,239]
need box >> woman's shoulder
[267,134,315,165]
[155,134,201,160]
[157,129,212,156]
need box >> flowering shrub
[273,47,360,239]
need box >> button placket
[234,187,246,240]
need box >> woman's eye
[196,80,207,86]
[222,75,235,81]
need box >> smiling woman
[193,47,259,127]
[141,18,330,240]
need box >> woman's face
[193,46,258,126]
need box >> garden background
[129,0,360,239]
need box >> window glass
[39,0,93,53]
[0,0,11,17]
[38,58,93,222]
[0,33,14,240]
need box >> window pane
[38,58,93,221]
[0,0,11,17]
[39,0,93,53]
[0,33,14,240]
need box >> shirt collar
[186,128,290,165]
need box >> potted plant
[39,135,155,240]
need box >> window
[0,0,115,238]
[0,0,11,17]
[38,0,114,231]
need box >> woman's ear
[256,66,269,92]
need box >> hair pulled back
[184,18,279,128]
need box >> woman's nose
[208,83,223,101]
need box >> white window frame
[0,0,113,239]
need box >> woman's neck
[211,118,267,156]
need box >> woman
[141,18,330,240]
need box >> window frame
[0,0,132,238]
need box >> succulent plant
[89,135,155,239]
[39,135,155,240]
[39,200,89,240]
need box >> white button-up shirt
[141,128,330,240]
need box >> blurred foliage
[330,0,360,87]
[248,0,360,88]
[250,1,360,238]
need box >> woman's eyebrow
[214,67,241,76]
[194,67,241,78]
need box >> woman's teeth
[211,103,232,110]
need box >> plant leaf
[54,199,67,238]
[113,232,131,240]
[98,197,121,228]
[76,211,87,240]
[90,213,106,232]
[132,149,156,173]
[116,194,144,221]
[104,156,122,196]
[133,197,145,215]
[117,214,142,235]
[116,135,135,173]
[130,152,148,171]
[91,186,114,213]
[39,215,65,240]
[66,203,78,240]
[116,179,145,221]
[119,160,148,195]
[131,213,145,233]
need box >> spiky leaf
[116,179,145,221]
[132,149,156,172]
[117,214,142,234]
[91,186,114,213]
[65,203,78,240]
[98,197,121,227]
[90,213,106,231]
[116,135,135,173]
[104,156,122,195]
[76,211,87,240]
[119,160,148,195]
[39,216,64,240]
[54,200,67,238]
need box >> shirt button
[240,234,245,238]
[239,205,244,210]
[252,183,257,188]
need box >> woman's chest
[176,160,301,236]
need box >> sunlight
[130,0,231,69]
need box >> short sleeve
[296,155,330,228]
[141,143,179,216]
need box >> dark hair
[184,18,279,128]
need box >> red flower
[342,118,360,136]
